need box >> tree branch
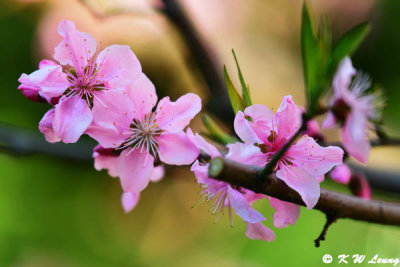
[208,157,400,226]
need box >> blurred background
[1,0,400,266]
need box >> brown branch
[207,157,400,226]
[314,214,337,247]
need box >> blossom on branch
[188,129,275,242]
[88,76,201,212]
[18,20,142,143]
[323,57,382,164]
[233,96,343,226]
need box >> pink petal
[96,45,142,89]
[234,111,263,144]
[276,165,320,209]
[186,128,221,158]
[121,192,140,213]
[150,165,165,182]
[155,93,201,132]
[54,20,96,74]
[228,186,266,223]
[52,95,93,143]
[18,63,69,103]
[118,149,154,192]
[276,95,302,140]
[333,57,356,96]
[243,189,265,205]
[341,111,370,163]
[289,136,343,177]
[93,145,119,177]
[350,173,371,200]
[157,132,200,165]
[322,112,337,129]
[126,73,157,121]
[245,223,275,242]
[226,143,266,167]
[87,90,134,148]
[243,104,275,143]
[330,164,351,184]
[269,197,300,228]
[39,108,60,143]
[39,59,57,68]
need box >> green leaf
[201,114,237,145]
[232,49,252,107]
[301,2,323,115]
[224,65,245,114]
[330,22,370,73]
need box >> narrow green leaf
[224,65,245,114]
[202,114,238,145]
[301,2,322,114]
[232,49,252,107]
[330,22,370,73]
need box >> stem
[208,157,400,226]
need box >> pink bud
[330,164,351,184]
[349,173,371,200]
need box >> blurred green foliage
[0,1,399,266]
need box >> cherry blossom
[323,57,381,163]
[18,20,142,143]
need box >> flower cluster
[21,20,381,243]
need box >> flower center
[332,98,352,126]
[120,113,163,157]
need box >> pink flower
[323,57,380,164]
[349,173,371,200]
[234,96,343,210]
[18,20,142,143]
[330,164,351,184]
[93,144,166,212]
[188,130,275,241]
[87,77,201,203]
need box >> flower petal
[150,165,165,182]
[289,136,343,176]
[269,197,300,228]
[341,111,370,163]
[322,112,337,129]
[18,63,69,103]
[121,192,140,213]
[186,128,221,158]
[157,132,200,165]
[333,57,356,96]
[330,164,351,184]
[228,186,266,223]
[39,108,60,143]
[93,145,119,177]
[118,149,154,192]
[245,223,275,242]
[244,104,275,143]
[276,95,302,140]
[54,20,96,73]
[96,45,142,89]
[52,95,93,143]
[126,73,157,121]
[234,111,263,144]
[87,90,134,148]
[276,165,320,209]
[155,93,201,132]
[226,143,266,167]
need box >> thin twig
[314,214,337,247]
